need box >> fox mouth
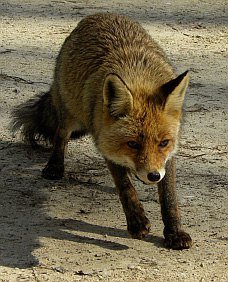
[134,173,157,185]
[135,175,151,185]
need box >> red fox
[12,13,192,249]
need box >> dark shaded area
[0,0,227,26]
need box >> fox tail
[11,91,58,146]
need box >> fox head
[99,71,189,184]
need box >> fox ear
[103,74,133,117]
[162,71,189,116]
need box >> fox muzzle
[135,167,165,184]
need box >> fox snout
[135,167,166,184]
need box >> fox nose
[147,172,161,182]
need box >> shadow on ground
[0,139,164,268]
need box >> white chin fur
[159,167,166,181]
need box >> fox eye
[159,140,169,149]
[127,141,141,149]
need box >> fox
[12,13,192,249]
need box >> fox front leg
[42,126,68,180]
[106,160,151,239]
[157,157,192,249]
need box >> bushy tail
[11,91,58,146]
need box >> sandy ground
[0,0,228,281]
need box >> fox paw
[42,164,64,180]
[127,213,151,239]
[164,230,192,249]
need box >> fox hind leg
[42,126,70,180]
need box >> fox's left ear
[162,71,189,116]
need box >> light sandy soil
[0,0,227,281]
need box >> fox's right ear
[103,74,133,117]
[162,71,189,117]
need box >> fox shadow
[0,139,164,269]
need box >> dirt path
[0,0,227,281]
